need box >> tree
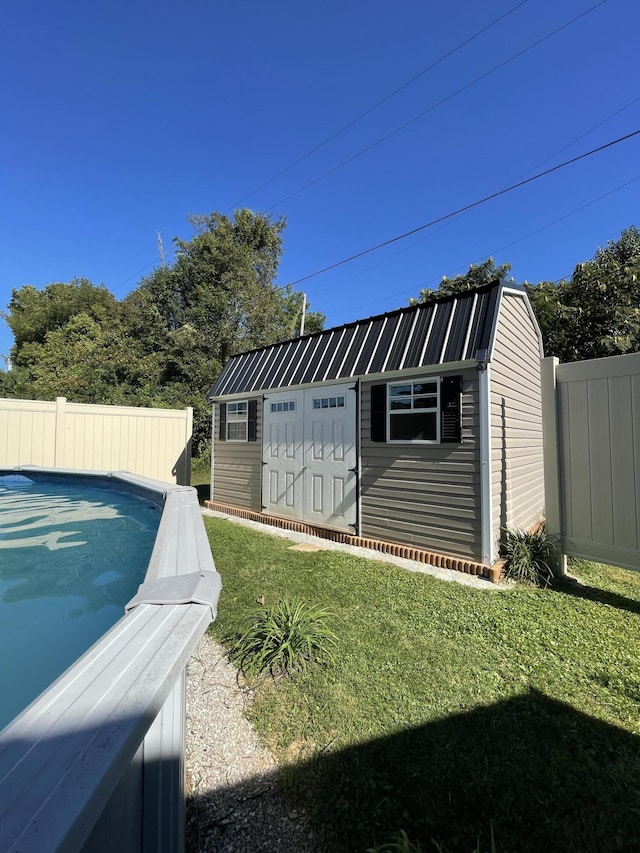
[3,278,116,359]
[10,312,164,405]
[138,210,324,450]
[141,210,323,364]
[411,229,640,364]
[527,227,640,362]
[3,210,325,456]
[413,258,513,303]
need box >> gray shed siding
[212,398,262,510]
[360,368,482,560]
[490,292,544,547]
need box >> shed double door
[262,384,356,532]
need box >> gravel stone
[185,632,318,853]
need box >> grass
[190,453,210,503]
[203,516,640,852]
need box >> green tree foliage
[4,278,116,355]
[527,226,640,362]
[413,258,513,303]
[136,210,324,449]
[8,312,164,405]
[2,211,325,454]
[141,210,323,367]
[412,228,640,364]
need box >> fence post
[541,357,566,576]
[54,397,67,468]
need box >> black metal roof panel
[208,280,514,398]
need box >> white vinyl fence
[543,353,640,572]
[0,397,193,485]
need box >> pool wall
[0,466,221,853]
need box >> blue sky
[2,0,639,359]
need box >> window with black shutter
[219,399,258,442]
[371,375,462,444]
[388,378,439,442]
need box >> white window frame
[270,400,297,413]
[312,395,345,410]
[387,377,440,444]
[226,400,248,441]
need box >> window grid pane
[387,378,440,443]
[226,399,248,440]
[313,396,345,409]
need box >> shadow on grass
[552,576,640,616]
[194,483,210,505]
[187,689,640,852]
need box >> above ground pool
[0,466,221,853]
[0,472,162,729]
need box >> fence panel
[543,354,640,572]
[0,397,192,485]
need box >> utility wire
[112,260,158,294]
[336,173,640,314]
[225,0,529,212]
[109,0,612,300]
[266,0,609,213]
[515,93,640,180]
[289,94,640,300]
[287,128,640,287]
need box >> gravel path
[185,632,318,853]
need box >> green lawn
[203,515,640,853]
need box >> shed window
[270,401,296,413]
[371,376,461,444]
[313,395,345,409]
[388,379,440,442]
[226,401,248,441]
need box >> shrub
[227,595,338,678]
[500,525,556,587]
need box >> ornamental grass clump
[228,595,338,678]
[367,830,423,852]
[369,828,496,853]
[500,525,556,587]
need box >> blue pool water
[0,474,161,730]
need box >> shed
[206,281,545,577]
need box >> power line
[112,259,158,295]
[288,128,640,287]
[334,173,640,315]
[515,94,640,181]
[106,1,614,302]
[108,93,633,303]
[286,94,640,301]
[266,0,610,212]
[473,175,640,263]
[225,0,529,212]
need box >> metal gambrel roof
[208,281,507,399]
